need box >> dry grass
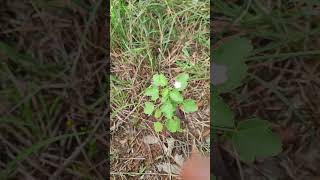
[110,0,209,179]
[0,0,108,179]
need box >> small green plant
[212,37,282,164]
[143,73,198,133]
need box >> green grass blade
[0,132,87,178]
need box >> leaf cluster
[143,73,198,133]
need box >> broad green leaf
[166,116,181,133]
[169,89,184,103]
[161,97,168,104]
[144,86,159,101]
[160,101,175,119]
[154,108,162,118]
[232,118,282,162]
[161,88,170,103]
[214,37,252,64]
[152,74,168,86]
[211,92,235,128]
[182,99,198,113]
[144,102,154,115]
[154,122,163,133]
[161,88,170,97]
[175,73,189,91]
[213,37,253,93]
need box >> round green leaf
[144,86,159,101]
[152,74,168,86]
[160,101,175,119]
[169,89,184,103]
[165,117,181,133]
[154,122,163,133]
[211,91,235,128]
[161,88,170,103]
[213,37,252,93]
[175,73,189,82]
[232,118,282,162]
[161,88,169,97]
[175,73,189,91]
[182,99,198,113]
[154,108,162,119]
[144,102,154,115]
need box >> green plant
[211,37,282,163]
[143,73,198,133]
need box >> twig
[232,144,244,180]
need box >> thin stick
[233,144,244,180]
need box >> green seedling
[143,73,198,133]
[212,37,282,163]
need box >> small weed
[110,0,209,177]
[143,73,198,133]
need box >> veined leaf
[213,37,253,93]
[211,91,235,128]
[161,88,170,103]
[154,122,163,133]
[169,89,184,103]
[232,118,282,162]
[144,85,159,101]
[154,108,162,118]
[182,99,198,113]
[166,116,181,133]
[160,101,175,119]
[153,74,168,86]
